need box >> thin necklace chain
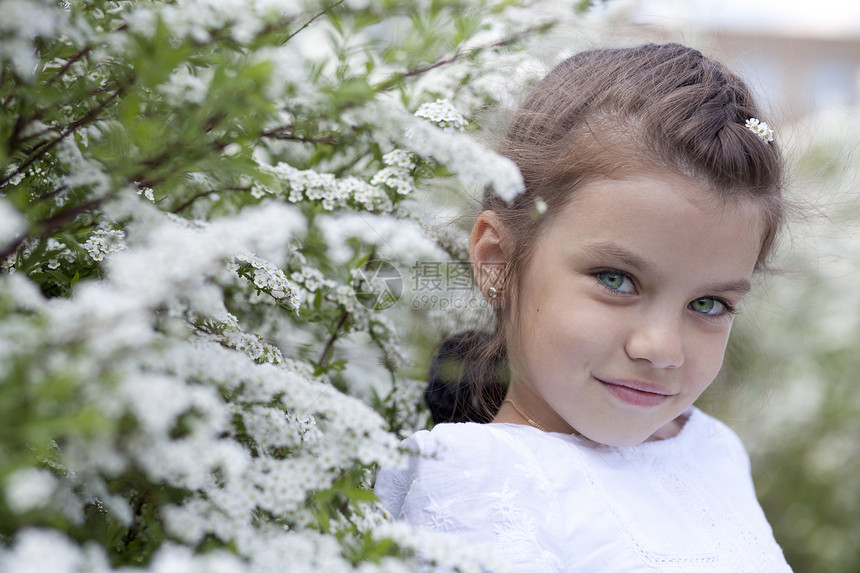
[502,399,548,432]
[504,399,670,441]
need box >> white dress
[375,407,791,572]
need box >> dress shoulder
[375,423,569,572]
[682,407,754,477]
[375,422,539,519]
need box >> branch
[0,231,28,263]
[375,22,554,91]
[283,0,344,44]
[0,196,106,261]
[171,186,252,214]
[15,124,63,146]
[1,68,15,109]
[45,46,92,87]
[0,86,125,188]
[45,22,130,91]
[35,184,70,202]
[261,125,338,145]
[317,311,351,368]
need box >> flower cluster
[232,253,303,312]
[208,327,285,364]
[4,468,58,514]
[264,162,395,212]
[158,66,212,105]
[318,211,449,266]
[136,186,156,202]
[290,264,337,295]
[371,149,417,195]
[43,238,77,270]
[415,99,468,133]
[375,103,526,202]
[387,377,429,434]
[242,405,320,451]
[0,198,25,246]
[745,118,774,142]
[0,0,64,77]
[82,228,127,262]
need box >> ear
[469,210,512,296]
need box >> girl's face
[500,174,765,446]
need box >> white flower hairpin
[745,118,774,143]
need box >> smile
[595,377,674,408]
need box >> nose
[624,310,685,369]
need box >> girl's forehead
[561,173,764,221]
[540,174,766,265]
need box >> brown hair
[425,43,785,424]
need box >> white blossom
[4,469,57,514]
[0,198,25,246]
[374,103,525,202]
[372,521,514,573]
[0,529,88,573]
[82,228,127,262]
[290,265,336,293]
[415,99,468,133]
[234,253,303,311]
[317,211,448,266]
[158,66,213,105]
[0,0,64,77]
[262,161,395,212]
[745,117,775,142]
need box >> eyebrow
[583,241,752,295]
[584,242,650,272]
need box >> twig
[317,312,351,368]
[16,124,62,145]
[261,126,338,145]
[42,20,129,89]
[375,22,554,91]
[35,184,70,202]
[171,186,252,213]
[283,0,345,44]
[0,86,125,188]
[1,67,15,109]
[0,196,106,261]
[45,46,92,87]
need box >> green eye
[690,297,724,315]
[597,271,635,293]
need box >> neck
[501,398,549,432]
[495,389,577,434]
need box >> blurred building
[615,0,860,123]
[709,30,860,123]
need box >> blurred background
[402,1,860,570]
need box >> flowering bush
[713,109,860,573]
[0,0,598,570]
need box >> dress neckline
[488,406,700,451]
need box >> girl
[376,43,792,571]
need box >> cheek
[686,331,732,392]
[512,302,610,368]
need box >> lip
[595,377,674,408]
